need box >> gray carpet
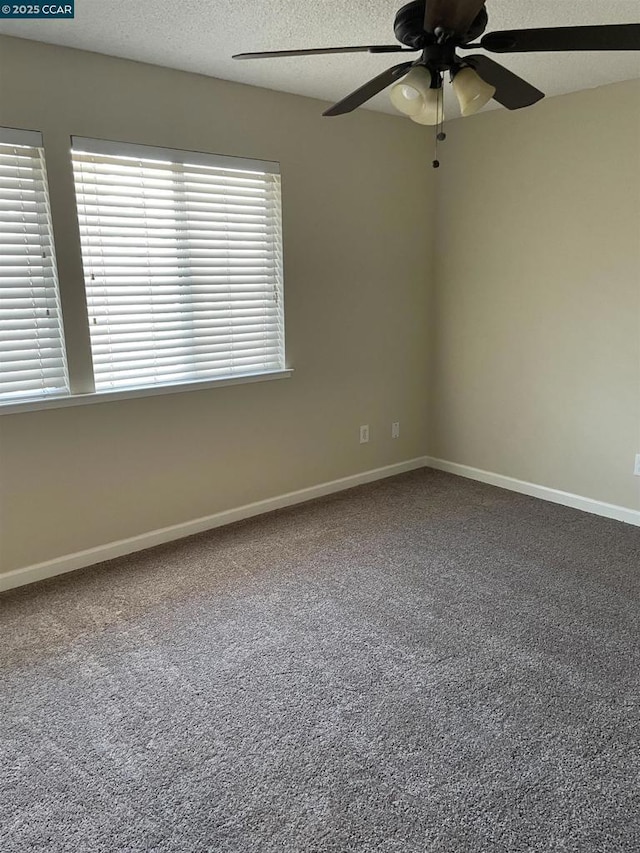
[1,469,639,853]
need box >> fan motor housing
[394,0,488,48]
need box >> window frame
[0,134,291,415]
[0,367,293,414]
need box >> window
[0,128,68,402]
[71,138,285,392]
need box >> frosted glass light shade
[452,67,495,116]
[389,67,434,117]
[410,87,444,126]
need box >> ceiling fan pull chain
[433,76,446,169]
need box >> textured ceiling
[1,1,639,119]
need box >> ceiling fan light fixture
[452,66,496,116]
[389,66,433,116]
[410,87,443,126]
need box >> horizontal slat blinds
[0,132,68,401]
[71,140,285,392]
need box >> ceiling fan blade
[465,55,544,110]
[480,23,640,54]
[323,62,414,116]
[233,45,416,60]
[424,0,486,37]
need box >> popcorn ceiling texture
[0,1,638,117]
[1,469,639,852]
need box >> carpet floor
[1,469,639,852]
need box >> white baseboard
[4,455,637,594]
[0,457,427,593]
[424,456,640,527]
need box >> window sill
[0,369,294,415]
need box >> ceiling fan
[233,0,640,126]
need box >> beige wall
[0,37,433,573]
[1,37,638,580]
[430,79,640,511]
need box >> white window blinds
[0,128,68,402]
[71,138,285,392]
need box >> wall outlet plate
[634,453,640,476]
[392,422,400,439]
[359,425,369,444]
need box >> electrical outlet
[391,422,400,439]
[634,454,640,476]
[359,425,369,444]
